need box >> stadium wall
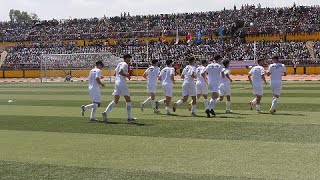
[1,67,319,78]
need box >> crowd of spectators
[3,39,320,69]
[1,4,320,41]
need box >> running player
[201,54,224,118]
[102,54,137,123]
[81,60,105,122]
[141,60,160,114]
[248,59,267,113]
[158,60,175,115]
[172,57,198,116]
[267,56,286,114]
[216,60,233,113]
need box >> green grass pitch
[0,81,320,180]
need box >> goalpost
[40,52,123,82]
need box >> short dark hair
[96,60,104,67]
[257,59,264,63]
[222,60,230,67]
[123,54,132,59]
[272,55,279,60]
[166,60,173,66]
[214,54,222,61]
[188,56,195,64]
[151,60,158,65]
[201,60,207,65]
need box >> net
[40,52,122,82]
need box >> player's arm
[261,74,267,85]
[283,66,287,76]
[226,73,232,82]
[171,69,175,84]
[267,65,271,76]
[142,70,148,80]
[248,74,252,86]
[119,65,131,80]
[190,69,196,79]
[96,71,105,87]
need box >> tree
[9,9,39,22]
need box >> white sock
[256,104,261,111]
[90,103,98,119]
[104,101,115,113]
[211,99,217,110]
[191,105,196,113]
[204,99,209,109]
[158,99,165,105]
[215,98,220,105]
[226,101,231,110]
[208,99,216,110]
[176,99,183,106]
[143,97,152,105]
[271,97,278,110]
[126,102,132,119]
[251,98,257,105]
[151,100,156,109]
[84,104,94,111]
[165,106,170,113]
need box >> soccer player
[141,60,160,114]
[216,60,233,113]
[158,60,175,115]
[172,57,198,116]
[267,56,287,114]
[81,60,105,121]
[194,60,209,109]
[201,54,224,118]
[248,59,267,113]
[102,54,137,123]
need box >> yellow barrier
[0,67,319,78]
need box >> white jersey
[202,63,223,85]
[268,63,286,85]
[115,62,128,86]
[221,68,231,85]
[196,66,206,84]
[181,65,196,84]
[145,65,160,85]
[88,68,102,90]
[249,65,265,86]
[160,67,175,86]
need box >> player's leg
[203,94,209,110]
[102,95,120,122]
[225,86,232,113]
[256,95,262,112]
[165,96,172,115]
[249,86,260,110]
[190,95,198,116]
[141,96,151,112]
[270,85,281,113]
[124,95,137,122]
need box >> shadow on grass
[88,121,150,126]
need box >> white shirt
[160,67,175,86]
[221,68,231,85]
[202,63,223,85]
[268,63,286,85]
[88,68,102,90]
[145,65,160,86]
[181,65,196,84]
[196,66,206,84]
[115,62,128,86]
[249,65,265,86]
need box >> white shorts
[147,84,157,93]
[162,84,173,97]
[271,84,282,96]
[209,83,220,93]
[253,85,263,96]
[89,88,101,103]
[196,83,208,95]
[182,83,196,97]
[219,84,231,96]
[112,85,130,96]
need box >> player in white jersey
[102,54,137,123]
[141,60,160,114]
[267,56,287,114]
[248,59,267,113]
[216,60,233,113]
[81,61,105,122]
[172,57,198,116]
[158,60,175,115]
[201,55,224,118]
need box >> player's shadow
[158,113,206,118]
[92,121,150,126]
[270,113,305,116]
[211,116,245,119]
